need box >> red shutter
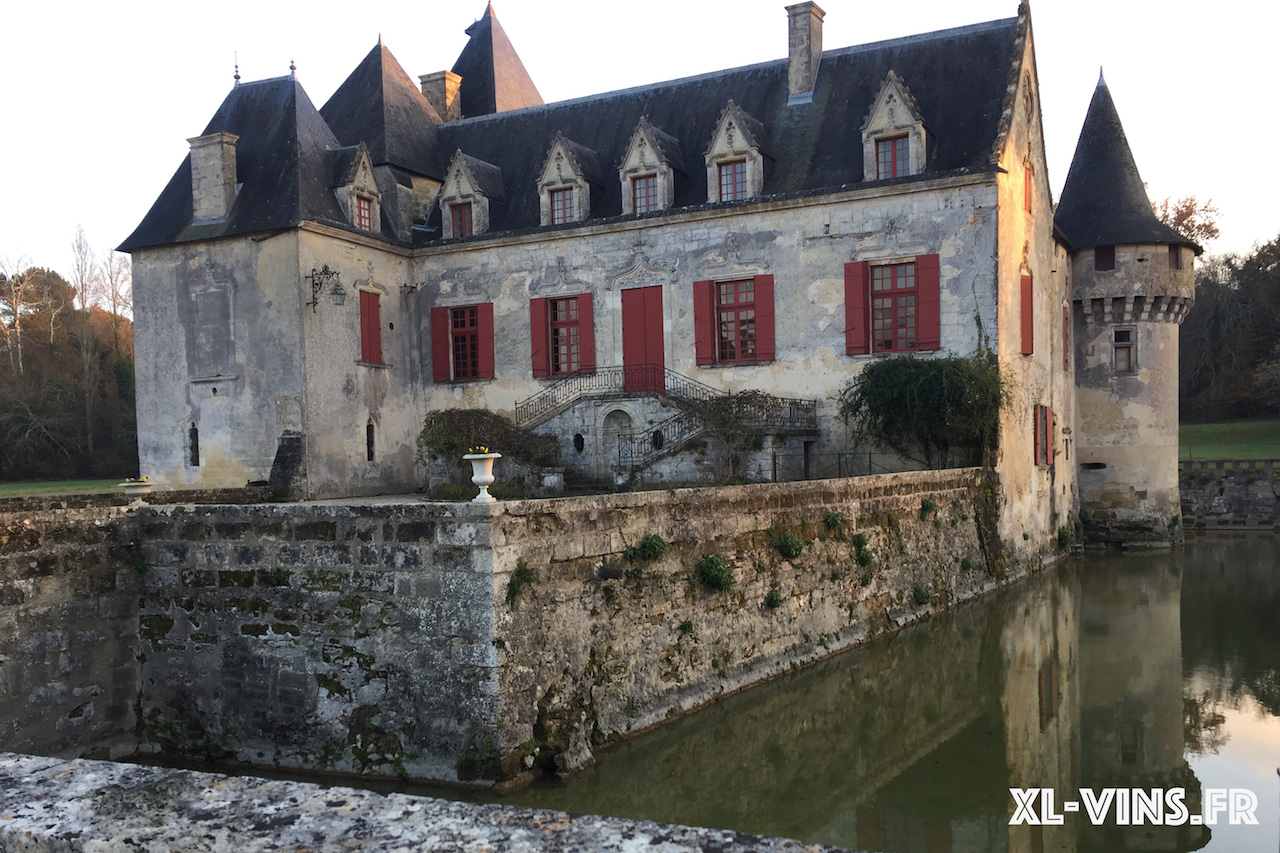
[476,302,495,379]
[693,279,715,366]
[1033,405,1042,466]
[431,306,451,382]
[1020,274,1034,356]
[359,291,382,364]
[1062,305,1070,372]
[844,262,869,355]
[916,254,941,351]
[577,293,595,373]
[753,274,775,362]
[530,298,549,378]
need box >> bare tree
[69,226,105,455]
[1152,195,1221,247]
[0,256,38,375]
[101,251,133,357]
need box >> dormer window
[451,202,473,238]
[704,100,769,204]
[862,71,928,182]
[550,188,574,225]
[538,133,603,227]
[619,116,684,216]
[718,161,747,201]
[330,143,382,235]
[356,195,373,231]
[876,137,909,180]
[438,151,504,239]
[632,175,658,214]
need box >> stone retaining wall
[0,507,139,760]
[1179,459,1280,529]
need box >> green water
[410,535,1280,852]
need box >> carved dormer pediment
[618,117,684,215]
[439,150,504,238]
[861,71,928,181]
[537,133,602,226]
[704,100,769,203]
[330,142,382,233]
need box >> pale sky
[2,0,1274,276]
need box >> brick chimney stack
[786,2,825,104]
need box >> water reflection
[467,537,1279,853]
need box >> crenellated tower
[1057,75,1199,547]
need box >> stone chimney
[187,132,239,222]
[786,2,825,104]
[420,71,463,122]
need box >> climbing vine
[837,353,1006,469]
[415,409,560,467]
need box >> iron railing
[515,364,723,427]
[618,409,707,468]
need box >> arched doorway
[600,409,633,481]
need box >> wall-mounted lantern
[304,265,346,312]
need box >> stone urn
[120,479,152,506]
[462,452,502,503]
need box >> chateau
[120,2,1196,546]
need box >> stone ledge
[0,753,856,853]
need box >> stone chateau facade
[120,2,1196,547]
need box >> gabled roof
[1055,75,1196,252]
[451,3,544,118]
[320,40,443,180]
[430,17,1019,235]
[120,76,351,252]
[450,151,506,201]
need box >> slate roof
[120,76,351,252]
[1055,76,1196,252]
[121,9,1024,252]
[320,40,443,180]
[451,3,544,119]
[428,16,1021,236]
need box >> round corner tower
[1056,75,1198,547]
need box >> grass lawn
[0,479,126,499]
[1179,419,1280,460]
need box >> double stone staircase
[514,364,819,471]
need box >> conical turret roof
[451,4,543,118]
[1055,75,1195,251]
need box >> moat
[383,535,1279,853]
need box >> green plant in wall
[506,560,536,606]
[625,533,669,561]
[850,532,869,550]
[455,734,498,781]
[773,532,804,560]
[919,498,938,521]
[824,511,847,534]
[696,554,735,591]
[912,582,932,606]
[856,547,875,567]
[764,586,785,610]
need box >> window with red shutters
[1024,164,1033,213]
[359,290,382,364]
[632,175,658,214]
[1033,404,1052,466]
[694,275,774,365]
[431,304,495,382]
[871,263,917,352]
[550,189,573,225]
[549,297,581,375]
[718,160,747,201]
[450,202,472,238]
[846,256,940,355]
[1021,274,1034,356]
[356,195,372,231]
[876,137,909,180]
[531,295,594,378]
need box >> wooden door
[621,286,664,393]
